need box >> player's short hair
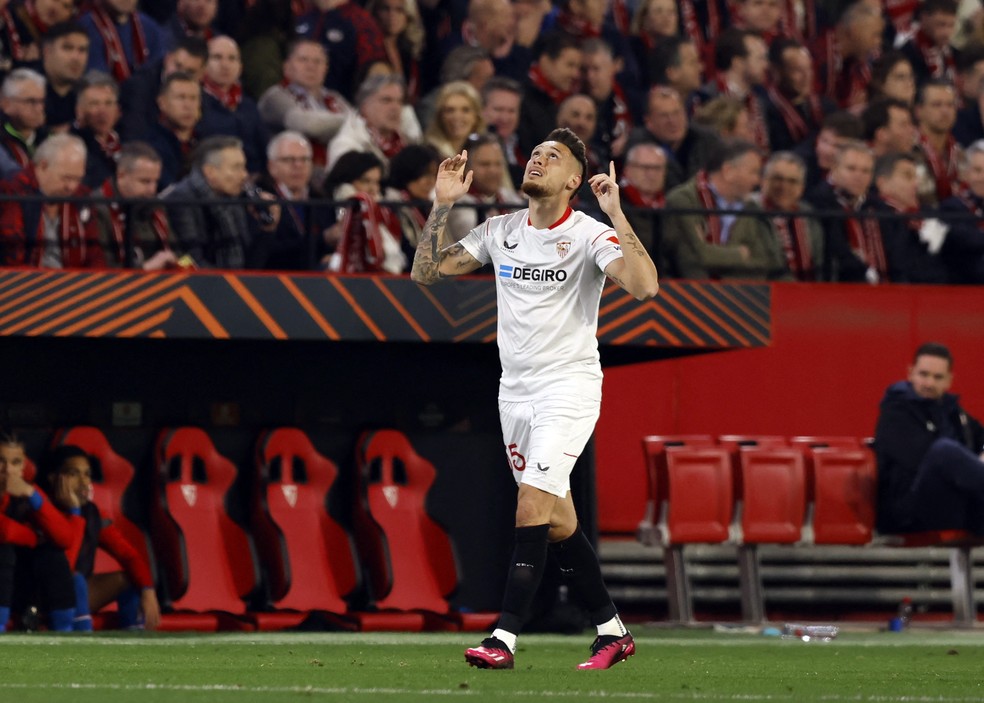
[704,140,760,174]
[873,152,916,181]
[861,98,911,141]
[544,127,588,184]
[117,141,162,172]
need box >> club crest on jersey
[556,241,571,258]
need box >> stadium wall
[595,282,984,534]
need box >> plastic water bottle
[890,597,913,631]
[780,623,839,642]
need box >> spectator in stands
[141,71,202,190]
[627,85,721,190]
[765,38,836,153]
[818,1,884,110]
[732,0,784,42]
[556,94,603,205]
[629,0,681,82]
[0,430,77,633]
[862,98,918,157]
[417,44,494,127]
[0,68,47,169]
[693,96,756,143]
[806,140,879,282]
[117,35,207,142]
[867,51,917,108]
[553,0,639,92]
[914,79,962,205]
[899,0,960,86]
[80,0,167,83]
[0,133,103,267]
[955,42,984,107]
[0,0,76,70]
[36,445,161,631]
[327,73,421,173]
[446,132,521,241]
[796,110,864,190]
[71,70,121,189]
[618,142,667,260]
[698,28,770,152]
[385,143,440,249]
[322,150,406,273]
[517,31,582,156]
[257,39,351,187]
[366,0,425,104]
[447,0,532,87]
[582,38,636,170]
[40,21,88,131]
[162,135,280,268]
[875,342,984,535]
[89,141,177,270]
[662,139,786,280]
[424,81,484,160]
[481,76,524,186]
[255,130,331,270]
[293,0,389,101]
[164,0,218,47]
[869,152,950,283]
[955,70,984,146]
[939,139,984,283]
[199,35,268,176]
[648,37,703,105]
[752,150,824,281]
[237,0,294,100]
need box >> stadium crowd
[0,0,981,282]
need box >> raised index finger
[609,160,616,180]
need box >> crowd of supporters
[0,0,982,282]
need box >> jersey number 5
[507,443,526,472]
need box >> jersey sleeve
[29,488,78,550]
[99,523,154,589]
[589,226,624,273]
[0,513,38,547]
[458,218,493,265]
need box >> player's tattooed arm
[411,204,481,284]
[618,229,650,259]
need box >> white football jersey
[459,206,624,400]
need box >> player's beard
[521,180,552,198]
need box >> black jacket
[874,380,984,533]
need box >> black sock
[496,523,550,634]
[551,524,617,625]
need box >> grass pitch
[0,627,982,703]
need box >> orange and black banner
[0,270,770,348]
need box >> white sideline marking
[0,683,980,702]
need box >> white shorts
[498,393,601,498]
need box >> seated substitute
[875,343,984,535]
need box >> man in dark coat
[875,342,984,535]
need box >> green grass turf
[0,627,982,703]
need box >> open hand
[434,151,473,205]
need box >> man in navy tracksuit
[875,342,984,535]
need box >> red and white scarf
[202,75,243,112]
[836,188,887,279]
[885,0,919,35]
[764,197,814,279]
[678,0,707,57]
[366,124,405,159]
[555,9,601,39]
[913,29,956,82]
[282,79,348,165]
[99,179,171,264]
[2,0,47,61]
[96,129,122,163]
[781,0,817,43]
[89,1,149,83]
[528,64,571,105]
[766,85,823,144]
[918,132,960,202]
[620,181,665,209]
[695,171,724,244]
[825,40,873,109]
[610,82,633,144]
[715,76,769,151]
[38,206,87,268]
